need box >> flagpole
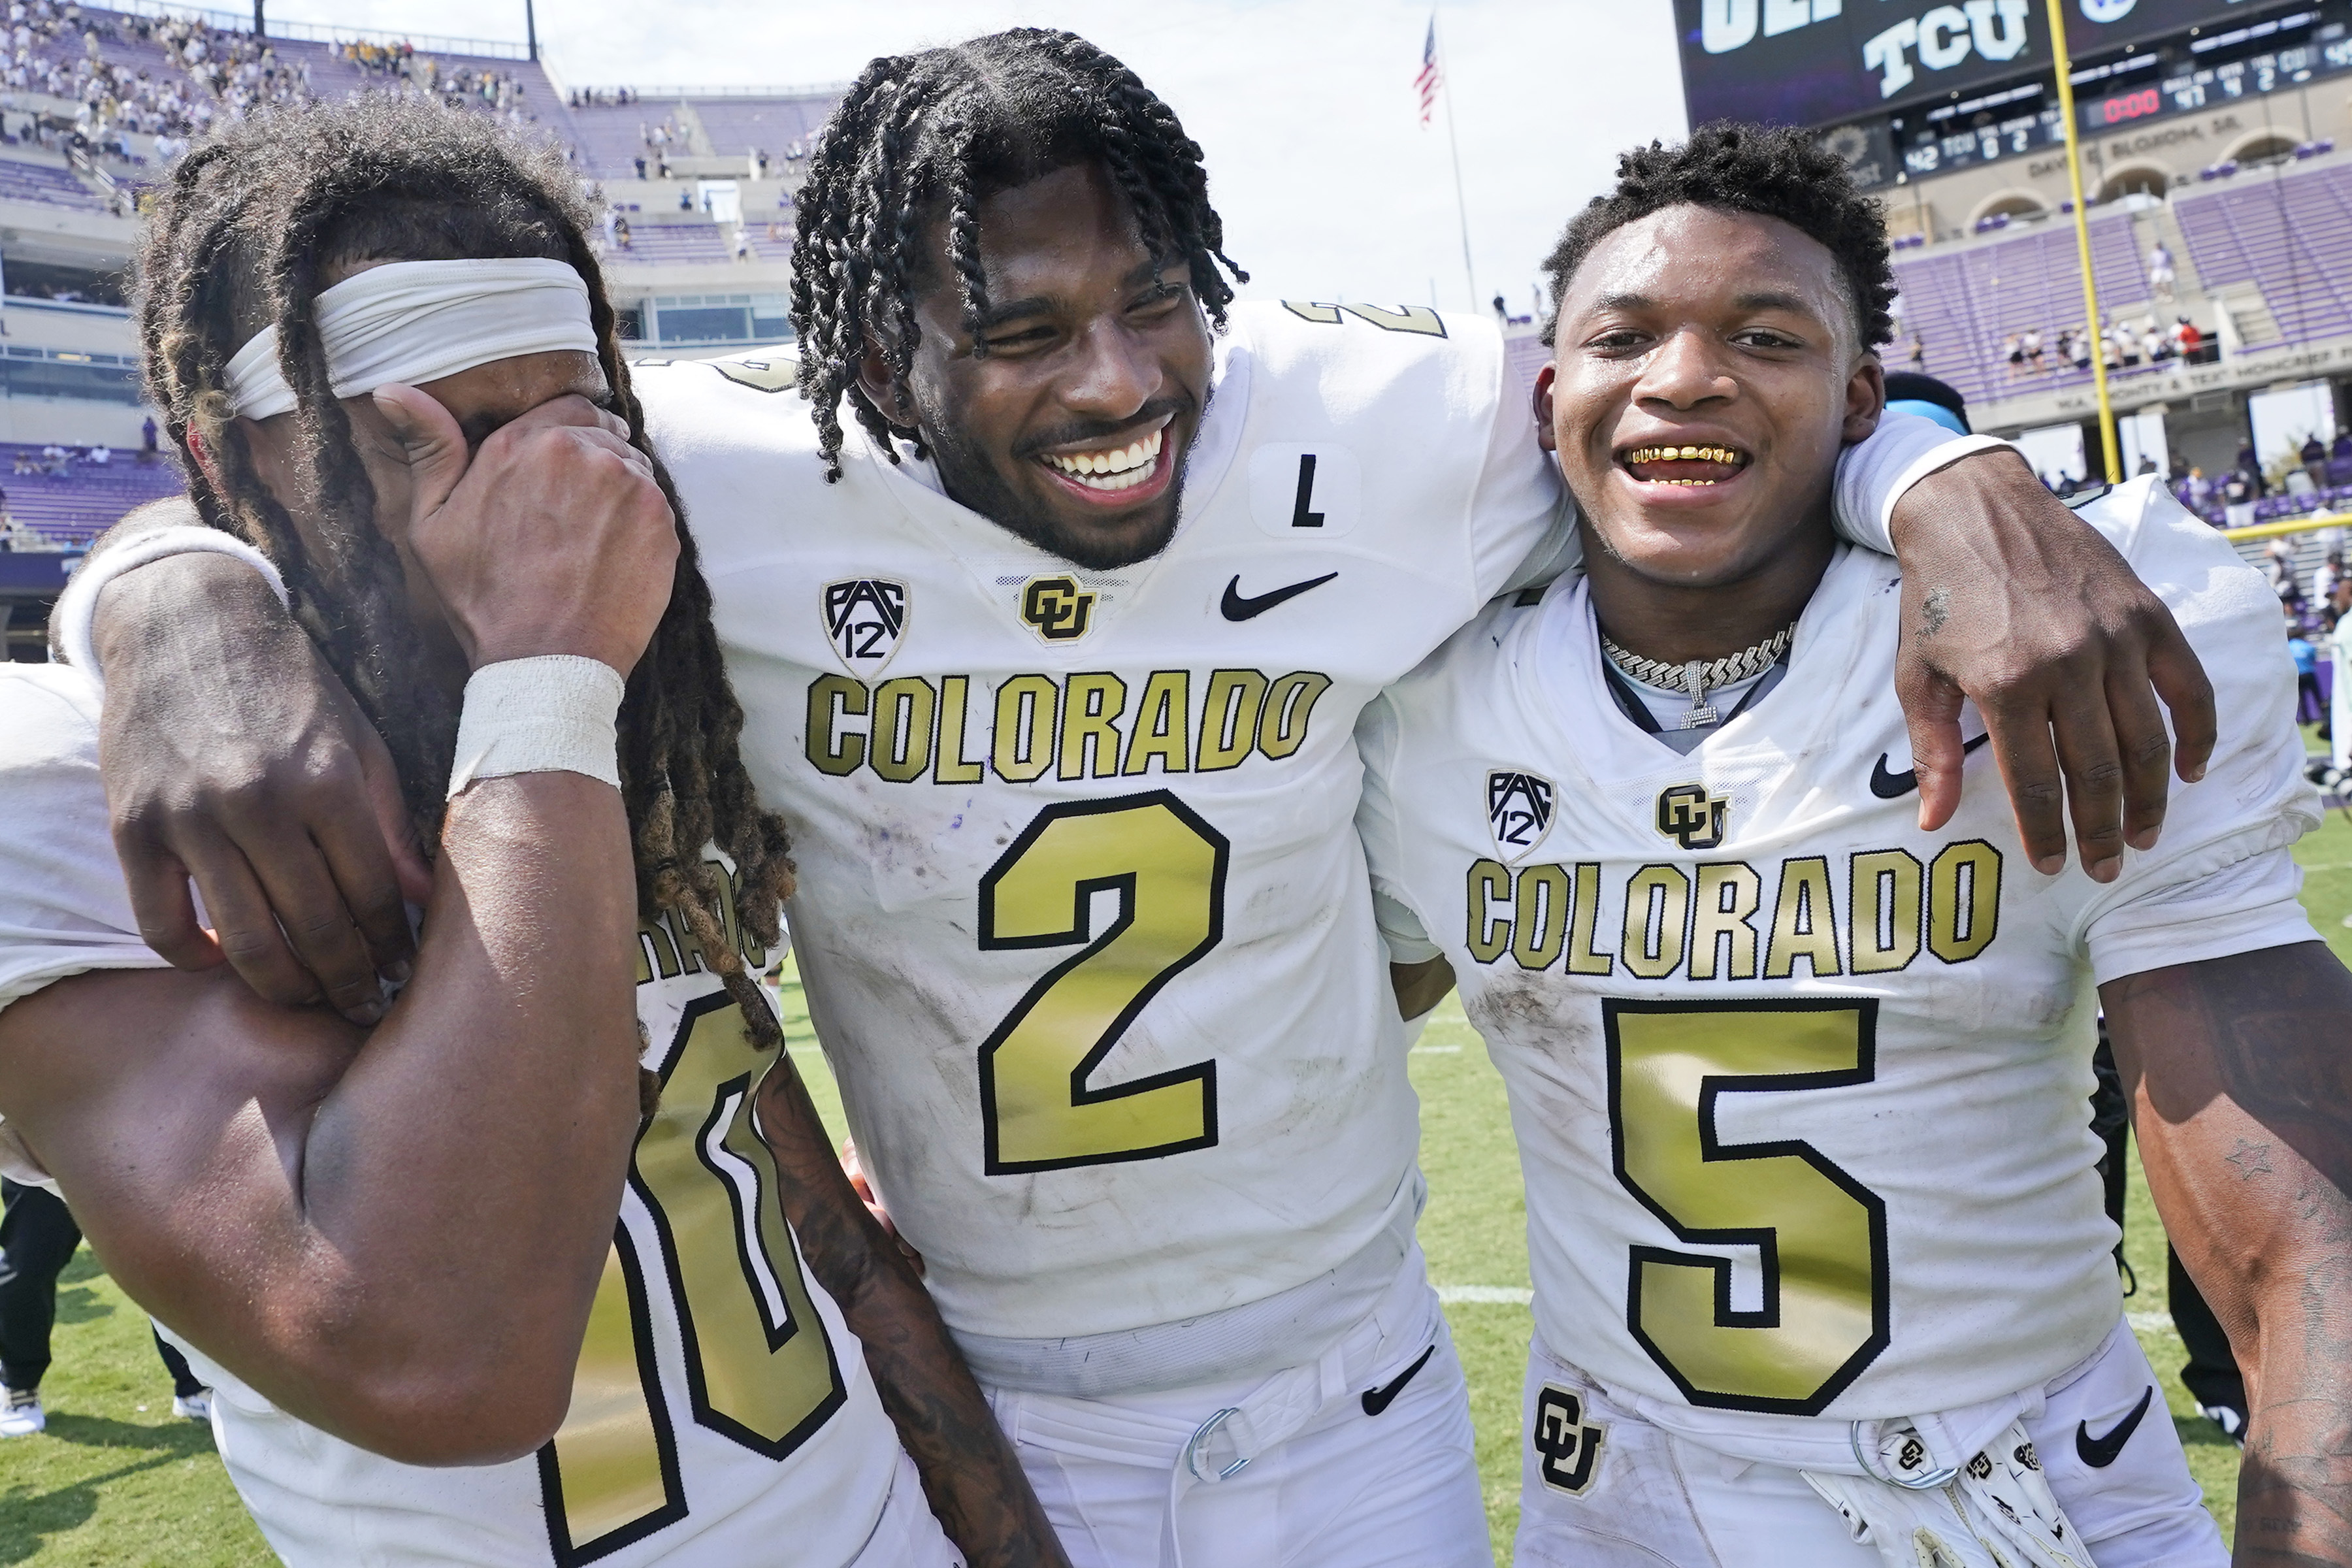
[1434,11,1478,311]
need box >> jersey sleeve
[1352,691,1443,964]
[1829,412,2010,554]
[2059,480,2325,982]
[0,668,168,1012]
[1470,347,1575,602]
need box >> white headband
[221,257,599,420]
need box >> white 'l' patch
[1487,768,1557,864]
[821,578,908,676]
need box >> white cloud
[258,0,1689,314]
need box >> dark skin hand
[2106,942,2352,1568]
[757,1059,1068,1568]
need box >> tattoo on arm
[753,1056,1070,1568]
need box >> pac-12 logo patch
[823,579,907,674]
[1019,574,1097,642]
[1533,1385,1607,1496]
[1487,770,1557,862]
[1655,783,1728,851]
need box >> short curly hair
[1539,122,1895,351]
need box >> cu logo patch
[1533,1386,1607,1496]
[822,579,907,675]
[1654,783,1729,851]
[1020,575,1098,642]
[1486,770,1557,862]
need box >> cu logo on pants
[1533,1385,1607,1496]
[1021,575,1098,642]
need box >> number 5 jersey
[1354,478,2321,1421]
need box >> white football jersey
[0,666,902,1568]
[634,302,1974,1357]
[1356,478,2321,1420]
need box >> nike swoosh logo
[1221,572,1338,621]
[1869,732,1991,799]
[2076,1386,2155,1469]
[1361,1343,1437,1417]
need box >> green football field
[12,808,2352,1565]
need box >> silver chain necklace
[1599,621,1796,729]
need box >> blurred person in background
[1,1178,211,1436]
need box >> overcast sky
[253,0,1692,316]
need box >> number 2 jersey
[632,300,1965,1375]
[0,664,904,1568]
[1355,478,2322,1420]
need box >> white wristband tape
[448,655,627,799]
[54,525,291,688]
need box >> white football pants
[985,1256,1490,1568]
[1514,1321,2225,1568]
[858,1451,965,1567]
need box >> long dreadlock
[791,27,1247,482]
[133,98,792,1043]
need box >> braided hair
[791,27,1247,481]
[134,97,793,1043]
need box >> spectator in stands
[2022,325,2044,371]
[2003,332,2023,378]
[2269,539,2305,613]
[2179,317,2204,360]
[86,442,106,466]
[2315,552,2345,629]
[766,217,786,244]
[1905,333,1923,371]
[634,154,645,180]
[613,214,631,249]
[733,229,752,263]
[139,415,155,461]
[2148,239,2176,302]
[2071,327,2093,372]
[2136,453,2158,476]
[2225,468,2258,527]
[677,186,692,212]
[2306,433,2331,492]
[2291,617,2325,723]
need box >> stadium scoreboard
[1674,0,2299,129]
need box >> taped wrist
[447,655,626,799]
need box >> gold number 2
[979,792,1230,1173]
[1606,998,1889,1416]
[539,996,848,1564]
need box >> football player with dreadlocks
[75,30,2215,1566]
[0,101,1064,1568]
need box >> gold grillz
[1624,445,1747,466]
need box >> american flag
[1415,17,1441,126]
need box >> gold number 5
[1606,998,1890,1416]
[979,792,1230,1173]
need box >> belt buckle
[1183,1407,1250,1483]
[1851,1420,1959,1490]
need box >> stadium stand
[0,444,182,547]
[2172,165,2352,352]
[608,221,732,266]
[1893,214,2160,410]
[0,154,105,210]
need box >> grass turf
[17,811,2352,1565]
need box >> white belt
[994,1249,1441,1568]
[1531,1326,2109,1478]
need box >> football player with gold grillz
[1360,124,2350,1568]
